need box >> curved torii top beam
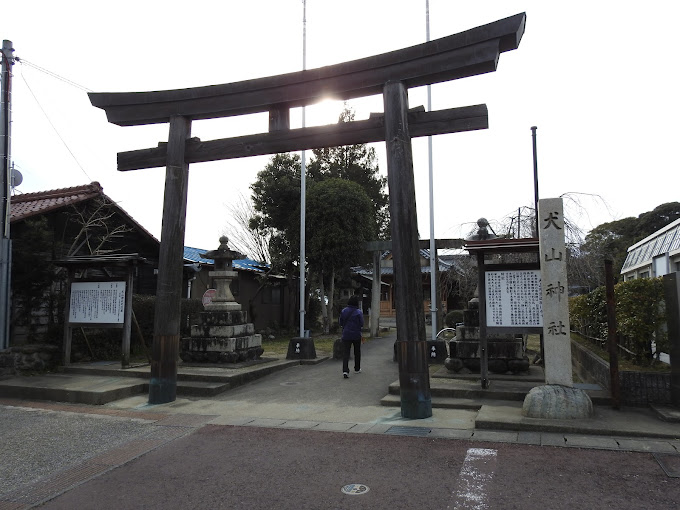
[89,13,525,127]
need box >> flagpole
[426,0,438,341]
[299,0,307,338]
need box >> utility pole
[0,40,14,350]
[531,126,539,236]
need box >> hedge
[569,277,668,365]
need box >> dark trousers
[342,338,361,373]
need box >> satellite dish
[11,168,22,188]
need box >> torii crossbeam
[89,12,526,417]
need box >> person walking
[339,295,364,378]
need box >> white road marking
[449,448,498,510]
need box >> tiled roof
[353,249,459,276]
[183,246,269,274]
[10,182,104,222]
[183,246,214,265]
[10,181,159,243]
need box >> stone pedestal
[180,311,263,363]
[287,337,316,360]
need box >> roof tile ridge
[12,181,103,203]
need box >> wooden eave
[53,253,149,269]
[464,237,539,254]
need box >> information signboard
[68,281,126,324]
[485,270,543,328]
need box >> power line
[15,57,92,92]
[18,71,93,182]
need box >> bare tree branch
[222,192,271,263]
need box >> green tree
[580,202,680,280]
[249,153,302,327]
[634,202,680,239]
[307,107,389,238]
[306,178,375,331]
[248,109,390,329]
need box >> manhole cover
[341,483,370,495]
[385,426,431,437]
[279,382,301,386]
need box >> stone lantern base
[180,310,263,363]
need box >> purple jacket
[339,305,363,341]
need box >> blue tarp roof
[183,246,269,273]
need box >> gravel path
[0,405,154,496]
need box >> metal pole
[426,0,438,340]
[299,0,307,338]
[605,259,621,409]
[0,40,14,350]
[531,126,539,236]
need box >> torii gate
[89,13,526,418]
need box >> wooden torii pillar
[88,13,526,411]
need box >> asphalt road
[38,425,679,510]
[3,334,679,508]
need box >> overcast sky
[4,1,679,252]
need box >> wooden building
[9,182,160,344]
[352,250,465,322]
[621,217,680,281]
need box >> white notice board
[485,270,543,328]
[69,281,126,324]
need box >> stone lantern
[180,237,263,364]
[200,236,243,312]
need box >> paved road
[37,425,680,510]
[2,333,679,509]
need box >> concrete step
[62,358,300,387]
[2,358,302,405]
[171,380,231,398]
[380,393,485,410]
[0,374,145,405]
[387,378,612,406]
[0,374,231,404]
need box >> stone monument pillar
[522,199,593,419]
[537,199,573,385]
